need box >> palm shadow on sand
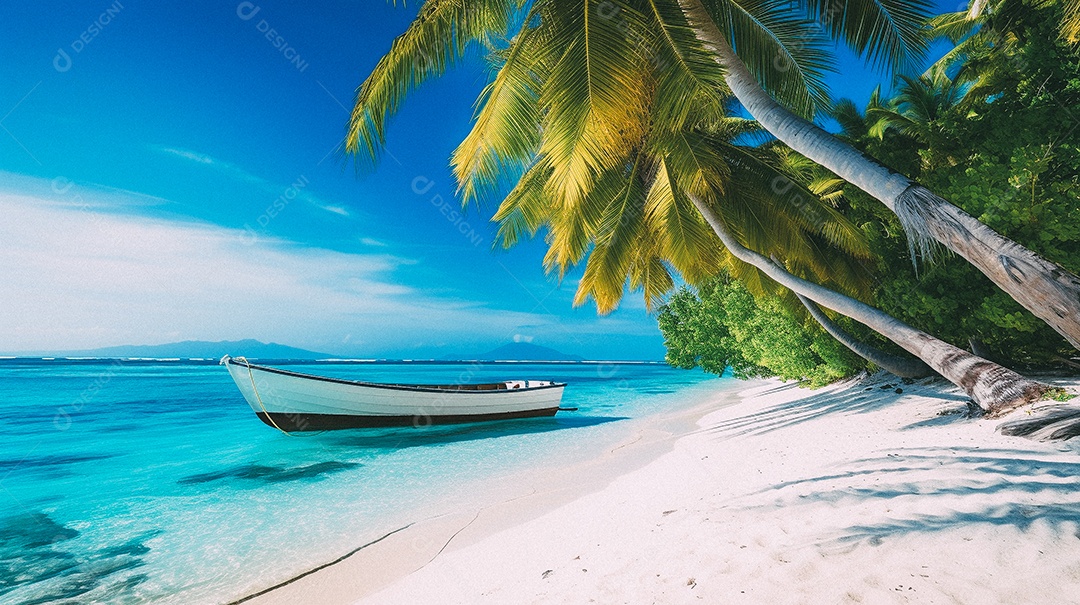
[737,444,1080,547]
[700,379,969,438]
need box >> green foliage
[1045,387,1076,402]
[657,275,867,386]
[833,0,1080,367]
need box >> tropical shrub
[833,0,1080,367]
[657,275,867,386]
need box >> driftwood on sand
[998,405,1080,441]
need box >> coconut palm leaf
[643,0,732,130]
[702,0,834,115]
[347,0,519,163]
[1066,0,1080,42]
[491,158,553,248]
[797,0,934,72]
[769,144,849,204]
[627,247,677,312]
[715,142,871,260]
[650,128,732,200]
[542,157,624,277]
[564,125,874,311]
[538,0,652,205]
[865,73,966,150]
[644,157,725,283]
[574,149,652,311]
[451,14,547,205]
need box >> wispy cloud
[156,146,215,165]
[0,183,658,357]
[318,204,350,216]
[152,144,352,218]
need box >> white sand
[235,379,733,605]
[351,374,1080,605]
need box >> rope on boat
[240,357,293,437]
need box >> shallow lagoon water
[0,359,725,604]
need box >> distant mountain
[33,339,334,359]
[447,342,585,362]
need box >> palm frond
[645,157,724,283]
[541,157,626,277]
[452,15,546,205]
[573,149,651,312]
[627,233,677,311]
[797,0,934,72]
[866,72,965,143]
[649,128,731,200]
[491,158,553,248]
[716,141,872,260]
[830,98,871,139]
[347,0,517,164]
[1065,0,1080,42]
[643,0,732,131]
[704,0,834,116]
[771,144,849,204]
[927,7,981,43]
[539,0,651,205]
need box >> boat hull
[222,357,566,431]
[254,407,559,431]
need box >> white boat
[221,355,568,431]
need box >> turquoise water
[0,359,725,604]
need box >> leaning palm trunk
[681,0,1080,351]
[690,195,1048,416]
[796,293,933,379]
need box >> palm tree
[345,0,1049,413]
[866,74,964,145]
[848,72,970,171]
[678,0,1080,350]
[943,0,1080,46]
[493,122,1039,410]
[347,0,1080,350]
[923,0,1040,100]
[687,194,1044,414]
[831,87,886,142]
[795,294,931,378]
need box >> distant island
[445,342,585,362]
[5,339,616,363]
[16,339,334,360]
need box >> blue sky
[0,0,958,360]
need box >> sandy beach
[240,373,1080,605]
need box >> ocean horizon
[0,357,669,365]
[0,358,726,604]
